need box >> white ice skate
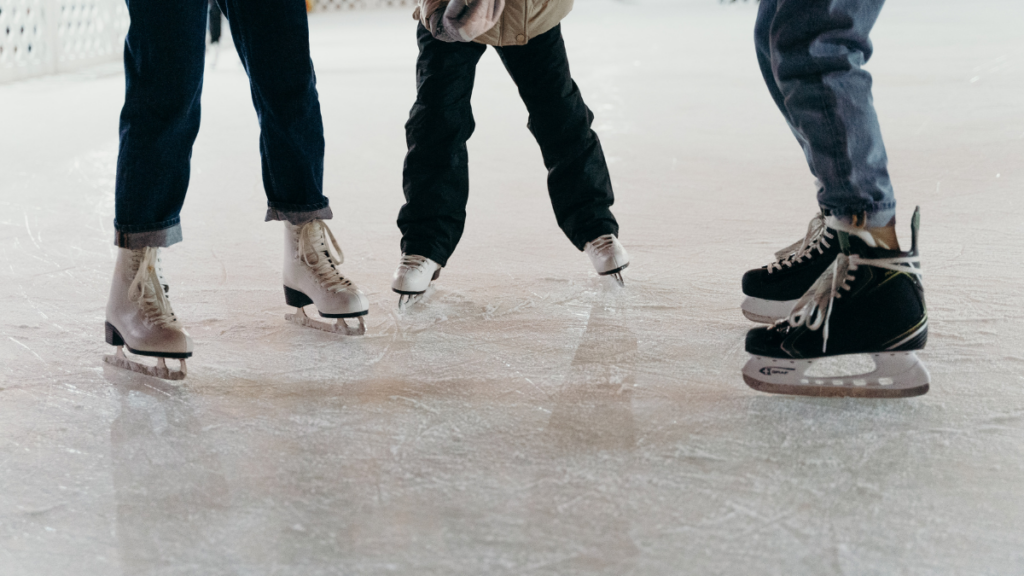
[104,247,192,381]
[283,220,369,336]
[392,254,441,310]
[584,234,630,286]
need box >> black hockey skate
[741,212,852,323]
[743,207,929,398]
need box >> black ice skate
[741,212,849,323]
[742,207,929,398]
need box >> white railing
[0,0,129,83]
[0,0,411,83]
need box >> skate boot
[104,247,192,380]
[741,212,853,323]
[742,207,929,398]
[392,254,441,309]
[283,220,369,335]
[585,234,630,286]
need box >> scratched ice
[1,0,1023,574]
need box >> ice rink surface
[2,0,1023,573]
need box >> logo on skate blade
[759,366,795,376]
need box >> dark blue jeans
[755,0,896,227]
[398,24,619,267]
[113,0,331,248]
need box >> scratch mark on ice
[390,395,439,414]
[24,212,40,250]
[9,336,45,363]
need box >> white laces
[128,248,179,329]
[786,251,922,352]
[297,221,354,293]
[767,214,835,273]
[587,234,616,254]
[398,254,432,271]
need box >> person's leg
[754,0,815,176]
[215,0,368,324]
[743,0,927,397]
[114,0,208,248]
[494,25,618,251]
[209,0,222,45]
[765,0,895,232]
[398,23,487,267]
[217,0,331,225]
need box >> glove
[428,0,505,43]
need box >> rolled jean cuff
[825,202,897,228]
[265,201,333,225]
[114,220,183,248]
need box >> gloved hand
[427,0,505,43]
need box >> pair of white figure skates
[103,222,629,381]
[391,233,629,308]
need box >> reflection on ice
[108,373,232,573]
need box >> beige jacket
[413,0,573,47]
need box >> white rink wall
[0,0,411,83]
[0,0,128,83]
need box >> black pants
[398,24,619,267]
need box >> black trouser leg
[114,0,207,247]
[217,0,329,219]
[495,25,618,250]
[398,24,487,267]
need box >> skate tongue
[298,221,345,267]
[838,231,851,255]
[910,206,921,255]
[128,249,178,329]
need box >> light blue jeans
[755,0,896,227]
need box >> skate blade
[742,352,930,398]
[740,296,799,325]
[103,347,187,381]
[597,269,626,287]
[396,292,425,311]
[286,307,366,336]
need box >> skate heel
[105,322,125,346]
[888,322,928,351]
[284,286,314,308]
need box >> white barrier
[0,0,411,83]
[0,0,129,83]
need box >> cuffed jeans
[755,0,896,227]
[113,0,331,249]
[398,24,619,267]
